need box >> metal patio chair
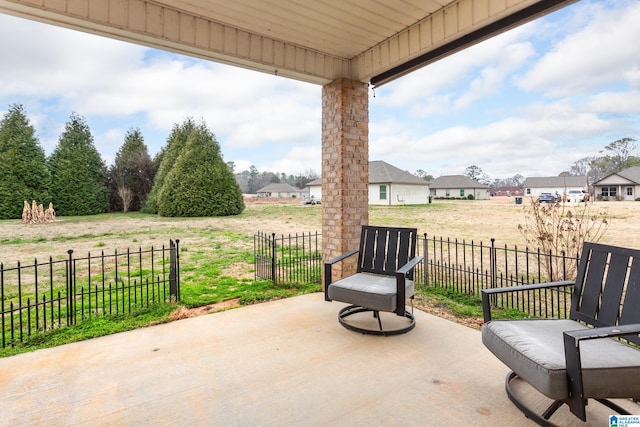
[324,225,423,336]
[482,242,640,426]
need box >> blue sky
[1,0,639,181]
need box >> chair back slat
[397,229,411,268]
[572,242,640,345]
[357,225,417,278]
[359,227,377,271]
[575,247,607,318]
[620,260,640,325]
[599,253,629,325]
[385,230,399,272]
[374,228,387,270]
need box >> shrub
[48,113,108,216]
[0,104,51,219]
[143,119,197,213]
[157,121,244,217]
[518,199,609,280]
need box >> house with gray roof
[305,160,430,206]
[256,183,305,199]
[523,176,587,199]
[428,175,490,200]
[592,166,640,201]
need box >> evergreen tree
[48,113,108,216]
[110,128,155,212]
[157,122,244,217]
[0,104,51,219]
[142,118,198,213]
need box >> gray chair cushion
[482,319,640,400]
[327,273,414,313]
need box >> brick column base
[322,79,369,286]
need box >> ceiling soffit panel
[365,0,578,86]
[0,0,576,86]
[0,0,351,84]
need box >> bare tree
[117,186,134,213]
[518,199,609,281]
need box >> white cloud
[261,145,322,176]
[370,100,614,179]
[583,91,640,115]
[516,1,640,96]
[378,25,533,114]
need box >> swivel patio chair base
[504,371,633,427]
[337,304,415,336]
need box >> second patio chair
[324,225,423,336]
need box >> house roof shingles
[594,166,640,185]
[428,175,488,189]
[306,161,428,187]
[369,160,427,185]
[256,183,302,193]
[523,176,587,188]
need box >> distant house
[523,176,587,199]
[305,160,430,205]
[492,186,524,197]
[592,166,640,201]
[306,178,322,202]
[428,175,489,200]
[256,183,305,198]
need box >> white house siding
[309,186,322,201]
[594,175,638,201]
[524,187,585,198]
[431,188,489,200]
[369,184,430,205]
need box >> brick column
[322,79,369,284]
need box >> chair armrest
[325,249,359,267]
[393,256,424,315]
[563,324,640,420]
[397,255,424,276]
[482,280,575,323]
[324,249,359,301]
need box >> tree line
[0,104,243,220]
[232,165,319,194]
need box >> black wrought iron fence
[253,231,581,319]
[1,240,180,348]
[254,232,322,285]
[420,235,580,318]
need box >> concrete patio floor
[0,292,637,426]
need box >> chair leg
[337,305,415,336]
[504,371,633,426]
[505,371,559,427]
[374,311,383,331]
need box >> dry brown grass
[1,197,639,266]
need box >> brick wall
[322,79,369,282]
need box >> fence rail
[254,231,581,319]
[1,240,180,348]
[254,232,322,285]
[420,235,580,318]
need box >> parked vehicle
[537,193,558,203]
[567,190,587,202]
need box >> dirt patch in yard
[414,298,484,330]
[169,298,242,320]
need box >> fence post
[422,233,428,287]
[66,249,74,325]
[490,238,496,290]
[271,233,277,285]
[169,239,180,301]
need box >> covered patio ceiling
[0,0,578,87]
